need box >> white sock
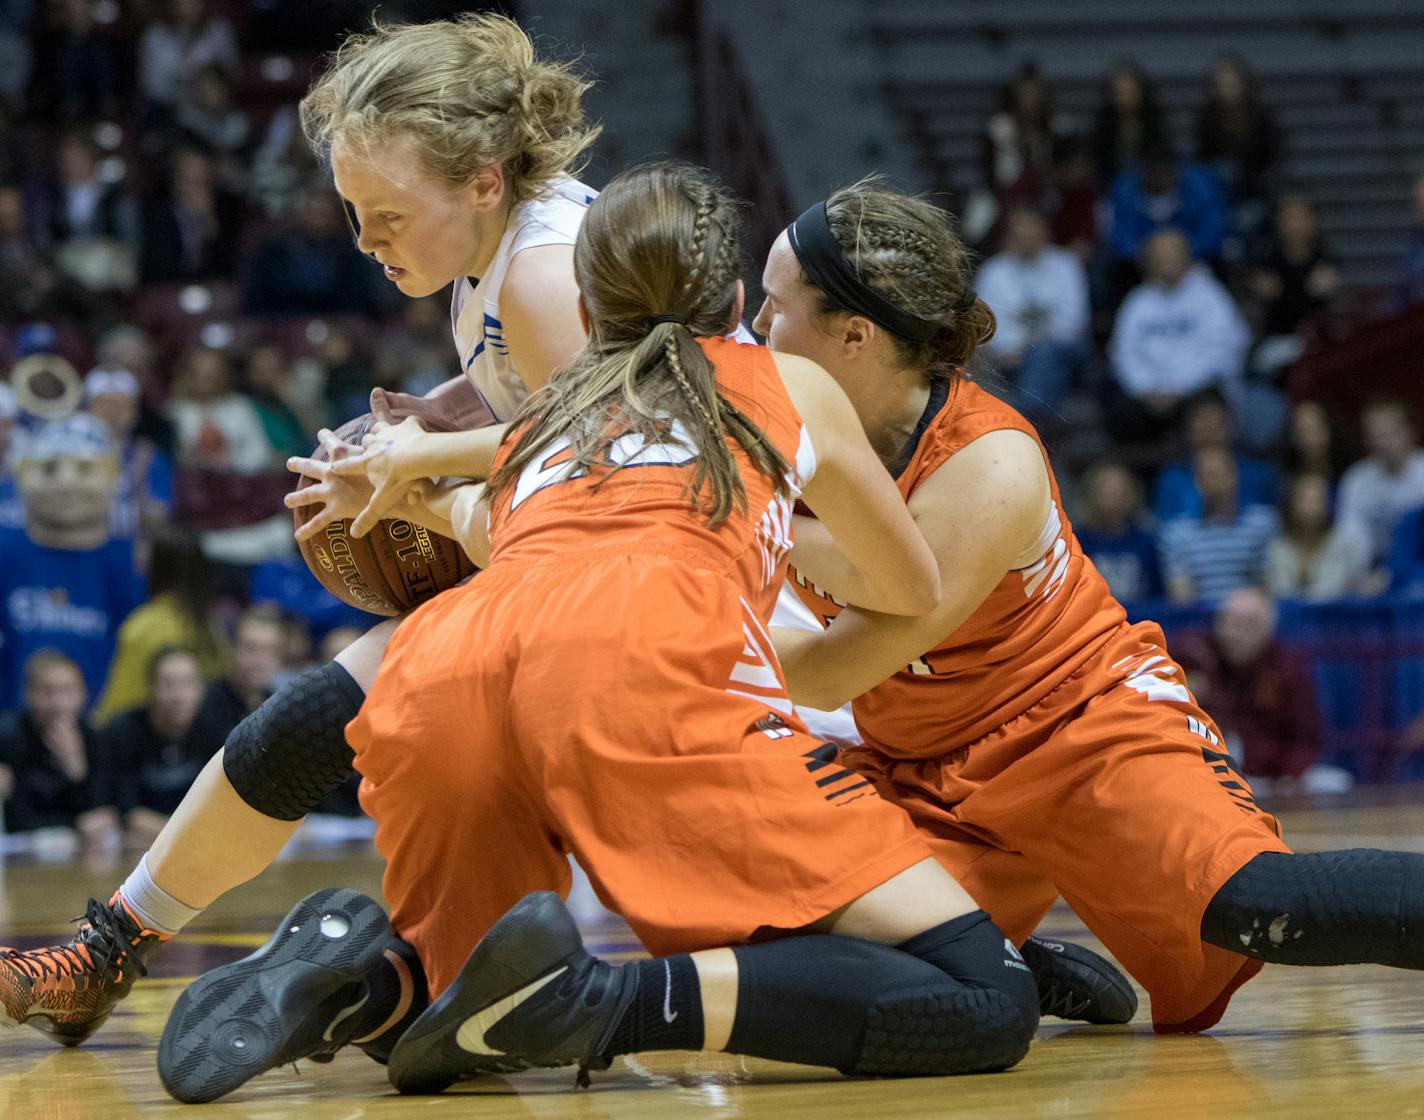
[117,855,203,937]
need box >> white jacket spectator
[1111,234,1248,401]
[1336,400,1424,563]
[1266,474,1373,600]
[977,211,1090,359]
[138,0,239,109]
[166,346,273,476]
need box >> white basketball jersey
[450,175,597,421]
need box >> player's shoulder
[913,383,1044,484]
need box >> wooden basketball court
[4,793,1423,1119]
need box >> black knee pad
[222,662,366,821]
[1202,849,1424,968]
[855,911,1040,1076]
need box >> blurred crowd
[2,12,1423,840]
[968,54,1424,608]
[0,0,476,846]
[964,53,1424,794]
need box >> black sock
[605,954,704,1054]
[344,937,430,1062]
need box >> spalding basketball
[293,412,477,616]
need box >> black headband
[788,202,947,343]
[648,313,688,327]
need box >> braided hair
[487,162,792,526]
[820,178,997,380]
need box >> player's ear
[466,163,506,212]
[840,313,879,360]
[725,279,745,334]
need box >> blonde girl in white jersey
[0,13,606,1046]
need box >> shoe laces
[71,898,152,984]
[1038,978,1091,1020]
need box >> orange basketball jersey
[792,377,1126,757]
[487,335,813,624]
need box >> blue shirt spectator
[1109,147,1227,263]
[1155,458,1278,522]
[1160,448,1277,604]
[0,525,144,711]
[1075,463,1164,602]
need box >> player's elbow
[876,564,942,617]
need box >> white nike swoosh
[662,960,678,1023]
[322,990,370,1043]
[456,967,568,1056]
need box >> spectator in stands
[1160,446,1277,603]
[1266,473,1374,600]
[0,183,69,323]
[243,186,379,315]
[1091,59,1168,185]
[0,382,19,530]
[1194,53,1280,238]
[376,293,460,397]
[1392,174,1424,312]
[140,146,242,283]
[174,63,253,187]
[1386,506,1424,597]
[1336,399,1424,566]
[1152,389,1278,522]
[28,129,138,252]
[1284,399,1351,485]
[1175,587,1350,795]
[1048,138,1099,256]
[98,645,208,842]
[0,414,143,710]
[249,105,324,219]
[167,344,273,475]
[1108,230,1249,443]
[137,0,239,118]
[95,322,175,451]
[93,524,226,724]
[185,605,287,759]
[1074,462,1163,602]
[36,0,122,124]
[1108,143,1228,267]
[0,7,31,115]
[975,206,1089,423]
[84,366,173,542]
[318,323,376,423]
[979,63,1071,214]
[241,341,313,460]
[1247,192,1338,376]
[0,649,114,841]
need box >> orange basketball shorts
[843,620,1292,1031]
[346,547,932,996]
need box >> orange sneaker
[0,894,166,1046]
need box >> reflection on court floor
[3,794,1423,1120]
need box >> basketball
[293,411,477,616]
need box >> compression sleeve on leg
[1202,849,1424,968]
[221,662,366,821]
[726,911,1038,1076]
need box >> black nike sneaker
[1020,936,1138,1024]
[157,888,393,1103]
[387,892,637,1094]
